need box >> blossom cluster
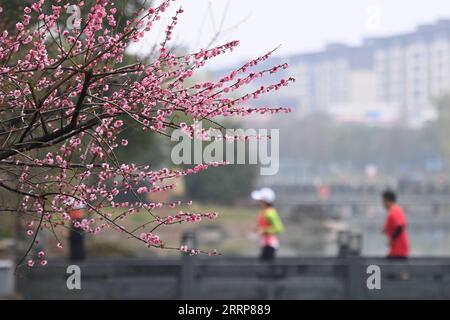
[0,0,293,267]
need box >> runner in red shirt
[382,190,410,258]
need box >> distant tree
[185,164,258,205]
[0,0,149,31]
[274,111,441,175]
[183,124,259,205]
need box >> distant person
[382,190,410,259]
[251,188,284,261]
[66,197,86,261]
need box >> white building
[288,43,375,114]
[368,20,450,126]
[287,20,450,126]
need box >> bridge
[10,185,450,299]
[12,229,450,300]
[15,255,450,300]
[269,184,450,215]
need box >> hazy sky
[134,0,450,68]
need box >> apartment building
[288,43,375,113]
[286,19,450,126]
[367,19,450,125]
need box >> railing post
[179,231,197,300]
[343,232,363,300]
[346,255,363,300]
[0,260,14,298]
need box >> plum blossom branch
[0,0,294,267]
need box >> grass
[0,203,263,259]
[85,203,261,258]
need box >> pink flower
[16,22,24,31]
[208,249,218,256]
[40,260,48,266]
[27,260,34,268]
[57,243,63,249]
[38,251,45,258]
[26,230,33,237]
[189,249,199,256]
[139,232,162,246]
[114,120,123,128]
[121,139,128,146]
[137,186,148,194]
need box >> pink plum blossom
[0,0,293,266]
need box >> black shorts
[387,255,408,260]
[260,245,276,261]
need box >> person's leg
[70,222,85,261]
[271,247,276,260]
[260,246,275,261]
[387,255,408,260]
[259,246,268,260]
[386,255,409,280]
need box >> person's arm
[391,225,404,241]
[383,212,394,235]
[256,214,267,234]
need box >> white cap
[251,187,275,203]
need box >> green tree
[0,0,150,31]
[176,119,259,205]
[185,164,258,205]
